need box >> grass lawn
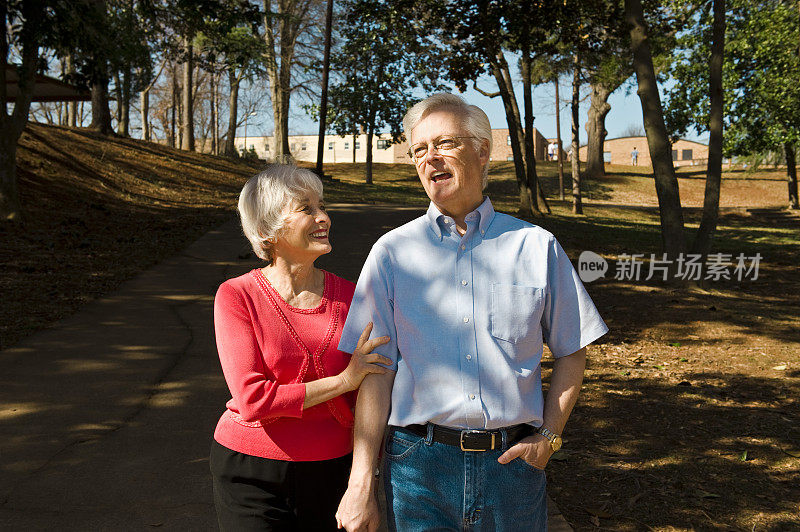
[4,124,799,530]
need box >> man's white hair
[402,93,492,188]
[238,164,323,263]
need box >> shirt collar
[425,197,496,240]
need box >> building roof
[4,65,92,103]
[604,135,708,146]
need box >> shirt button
[466,354,472,360]
[481,230,485,235]
[461,279,468,286]
[463,316,469,323]
[469,394,476,400]
[460,244,466,250]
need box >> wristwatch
[537,427,563,452]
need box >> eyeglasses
[407,136,477,163]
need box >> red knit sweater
[212,269,356,461]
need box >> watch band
[537,426,562,451]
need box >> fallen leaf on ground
[695,489,721,499]
[585,506,613,518]
[550,450,571,461]
[780,447,800,458]
[628,491,645,507]
[772,365,787,370]
[739,450,748,461]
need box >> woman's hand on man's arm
[303,322,391,409]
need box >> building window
[249,144,254,150]
[603,151,611,163]
[671,150,678,161]
[377,139,390,149]
[355,141,361,149]
[301,142,307,151]
[682,149,693,160]
[265,144,270,151]
[328,142,334,150]
[344,141,349,150]
[506,156,513,161]
[507,135,511,145]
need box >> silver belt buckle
[460,429,495,451]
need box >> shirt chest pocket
[490,283,545,344]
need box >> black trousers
[210,440,351,531]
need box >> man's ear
[479,140,490,163]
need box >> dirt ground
[3,124,799,530]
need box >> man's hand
[497,434,553,470]
[336,482,380,532]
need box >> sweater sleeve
[214,282,306,422]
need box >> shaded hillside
[1,123,260,349]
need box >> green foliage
[196,19,265,78]
[665,1,800,155]
[322,0,447,144]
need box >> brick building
[235,128,549,164]
[577,136,709,167]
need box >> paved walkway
[0,205,571,531]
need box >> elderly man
[336,93,608,531]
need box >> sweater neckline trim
[253,268,329,314]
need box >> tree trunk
[625,0,686,259]
[223,70,240,158]
[270,69,292,162]
[169,62,177,148]
[786,143,799,208]
[263,0,298,164]
[140,89,150,140]
[365,124,374,185]
[1,0,40,220]
[520,49,543,216]
[555,78,565,201]
[90,75,114,134]
[116,68,131,137]
[692,0,725,257]
[489,52,534,217]
[571,55,583,215]
[315,0,334,177]
[585,82,612,179]
[211,72,218,155]
[353,132,357,163]
[113,71,122,127]
[180,39,195,151]
[66,54,77,127]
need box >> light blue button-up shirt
[338,198,608,430]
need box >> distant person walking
[547,142,556,161]
[209,165,390,531]
[631,147,639,166]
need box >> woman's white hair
[402,93,493,188]
[238,164,323,263]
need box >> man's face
[409,109,488,220]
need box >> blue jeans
[384,426,548,531]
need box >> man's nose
[422,145,442,164]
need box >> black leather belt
[400,423,535,452]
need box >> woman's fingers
[356,322,374,346]
[360,335,390,354]
[363,353,392,366]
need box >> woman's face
[272,192,332,263]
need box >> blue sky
[253,71,708,145]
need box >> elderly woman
[210,164,390,531]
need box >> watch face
[552,436,563,452]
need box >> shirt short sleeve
[541,237,608,357]
[338,243,400,369]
